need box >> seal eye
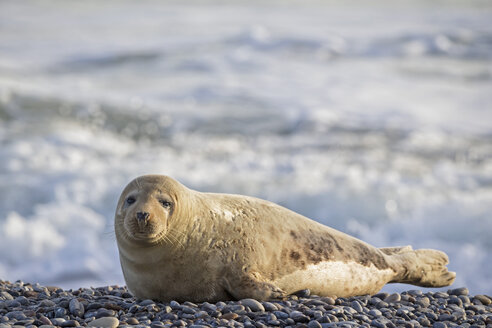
[126,196,136,205]
[159,200,172,209]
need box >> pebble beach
[1,281,490,328]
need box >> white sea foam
[0,0,491,295]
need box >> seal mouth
[127,230,167,246]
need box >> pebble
[220,312,238,320]
[350,300,363,312]
[307,320,322,328]
[448,287,469,296]
[95,308,115,318]
[239,298,265,312]
[61,319,80,327]
[0,292,13,300]
[293,289,311,298]
[40,299,56,307]
[433,322,447,328]
[262,301,278,311]
[384,293,401,303]
[0,280,490,328]
[126,317,139,324]
[290,310,310,322]
[368,309,382,317]
[87,316,119,328]
[473,294,491,305]
[69,298,84,317]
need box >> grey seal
[115,175,455,302]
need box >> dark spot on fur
[351,243,389,270]
[290,230,298,239]
[306,252,323,264]
[290,251,301,260]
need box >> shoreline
[0,280,491,328]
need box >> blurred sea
[0,0,491,295]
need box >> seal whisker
[102,229,117,241]
[162,234,179,249]
[167,228,187,239]
[165,230,185,249]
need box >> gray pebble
[417,316,431,326]
[55,307,67,317]
[16,319,35,325]
[308,320,322,328]
[95,308,115,318]
[368,309,382,317]
[5,300,21,308]
[384,293,401,303]
[40,299,56,307]
[194,310,208,319]
[7,311,27,320]
[350,300,363,313]
[239,298,265,312]
[448,287,469,296]
[459,295,471,305]
[180,313,194,319]
[14,296,28,305]
[69,298,84,317]
[262,301,278,311]
[38,315,52,326]
[294,289,311,298]
[371,319,387,328]
[87,317,119,328]
[139,299,155,306]
[181,306,196,314]
[432,322,447,328]
[407,290,423,296]
[290,310,310,322]
[439,313,455,321]
[273,310,289,319]
[320,297,335,305]
[473,295,491,305]
[60,319,80,327]
[201,302,216,312]
[418,296,430,308]
[51,318,67,325]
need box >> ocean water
[0,0,491,295]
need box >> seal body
[115,175,455,302]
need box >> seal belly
[274,260,395,297]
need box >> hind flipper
[389,248,456,287]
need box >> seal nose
[136,211,150,231]
[136,211,150,222]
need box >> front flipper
[223,272,286,300]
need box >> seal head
[115,175,180,247]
